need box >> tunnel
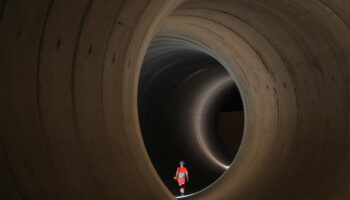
[1,0,350,200]
[138,36,244,196]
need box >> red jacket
[175,166,189,185]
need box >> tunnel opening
[137,36,244,197]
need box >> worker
[174,160,189,196]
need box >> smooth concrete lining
[1,0,350,200]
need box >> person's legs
[179,184,185,195]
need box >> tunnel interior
[138,37,244,196]
[2,0,350,200]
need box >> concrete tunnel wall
[1,0,350,200]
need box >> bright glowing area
[193,76,234,170]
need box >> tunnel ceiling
[1,0,350,200]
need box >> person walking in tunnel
[174,161,189,196]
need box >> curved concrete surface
[1,0,350,200]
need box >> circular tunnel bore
[138,37,244,196]
[2,0,350,200]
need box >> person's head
[179,160,185,167]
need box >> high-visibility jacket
[175,166,189,185]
